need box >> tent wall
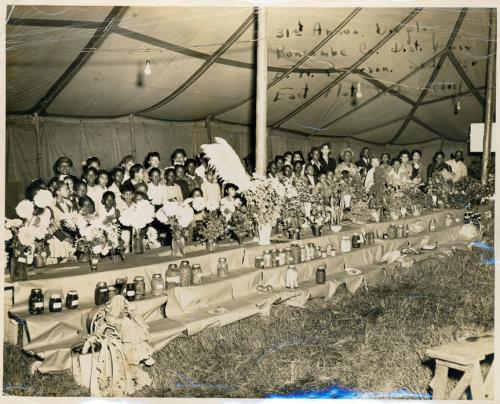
[5,114,469,217]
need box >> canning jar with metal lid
[49,294,63,312]
[65,290,79,310]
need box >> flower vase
[132,229,145,254]
[172,237,186,257]
[311,224,322,237]
[10,256,28,281]
[33,252,47,269]
[331,224,342,233]
[206,239,216,252]
[89,255,99,272]
[289,228,301,240]
[258,223,272,246]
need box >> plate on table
[345,267,362,276]
[207,306,228,315]
[421,244,437,250]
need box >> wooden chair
[426,335,494,400]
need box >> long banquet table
[3,208,479,373]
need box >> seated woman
[120,155,135,183]
[291,161,304,187]
[387,158,410,189]
[220,183,242,222]
[410,149,424,182]
[335,148,360,178]
[302,163,317,188]
[427,151,452,181]
[48,180,76,263]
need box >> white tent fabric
[5,6,494,213]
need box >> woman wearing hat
[335,148,360,178]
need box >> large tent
[5,6,494,214]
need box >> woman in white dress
[387,159,410,189]
[335,148,360,178]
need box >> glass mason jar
[340,236,352,253]
[217,257,229,278]
[179,260,192,287]
[49,294,63,312]
[263,250,272,269]
[165,264,180,288]
[125,283,136,301]
[134,276,146,300]
[151,273,165,296]
[316,266,326,284]
[65,290,79,310]
[191,264,203,285]
[255,256,264,269]
[94,282,108,306]
[29,288,44,315]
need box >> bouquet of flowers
[66,212,122,258]
[228,204,255,240]
[399,181,431,215]
[345,199,377,223]
[309,200,329,227]
[428,171,454,207]
[144,227,162,250]
[385,188,407,218]
[119,200,156,231]
[196,210,226,242]
[242,175,286,226]
[280,181,308,234]
[155,201,194,240]
[447,176,483,209]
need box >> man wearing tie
[318,143,336,174]
[356,147,372,177]
[309,147,322,176]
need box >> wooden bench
[426,335,494,400]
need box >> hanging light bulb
[454,97,461,115]
[355,82,363,98]
[144,60,152,76]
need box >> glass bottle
[165,264,180,288]
[126,283,136,301]
[179,260,192,287]
[49,294,63,312]
[29,288,44,315]
[134,276,146,300]
[151,273,165,296]
[65,290,79,310]
[316,266,326,284]
[217,257,229,278]
[191,264,203,285]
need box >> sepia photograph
[1,1,497,400]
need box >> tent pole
[481,8,496,185]
[129,114,137,160]
[206,116,213,144]
[255,7,268,176]
[33,113,42,178]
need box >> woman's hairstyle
[78,195,95,211]
[164,167,176,177]
[129,164,143,179]
[85,156,101,167]
[83,166,98,177]
[74,180,87,190]
[190,187,203,197]
[284,151,293,158]
[25,179,46,201]
[144,151,160,168]
[53,157,73,173]
[399,149,411,157]
[267,161,277,171]
[101,191,115,203]
[119,183,135,194]
[52,180,67,195]
[171,148,187,164]
[148,167,161,177]
[433,151,445,161]
[411,149,422,158]
[224,183,237,196]
[274,155,285,163]
[134,191,148,200]
[380,152,391,160]
[97,169,109,178]
[111,167,125,178]
[120,155,134,167]
[391,157,402,166]
[184,158,196,168]
[292,150,305,160]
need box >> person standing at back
[318,143,336,174]
[446,150,468,182]
[355,147,372,177]
[309,147,322,176]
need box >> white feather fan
[201,137,252,191]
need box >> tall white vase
[258,223,272,245]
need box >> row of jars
[255,242,337,269]
[28,289,79,315]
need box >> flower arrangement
[428,171,454,207]
[242,175,286,226]
[228,204,254,237]
[196,210,226,242]
[309,200,329,227]
[280,181,308,233]
[144,227,162,250]
[155,201,194,239]
[67,213,123,258]
[447,177,483,209]
[119,200,156,230]
[399,181,431,214]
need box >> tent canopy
[6,6,492,145]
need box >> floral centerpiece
[385,188,407,220]
[119,200,155,254]
[196,209,226,251]
[428,170,454,208]
[144,227,162,250]
[308,199,329,236]
[5,195,57,279]
[64,212,123,270]
[399,180,430,216]
[227,204,255,244]
[242,175,286,245]
[155,201,194,257]
[280,181,307,238]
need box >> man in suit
[318,143,336,174]
[309,147,322,176]
[356,147,372,177]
